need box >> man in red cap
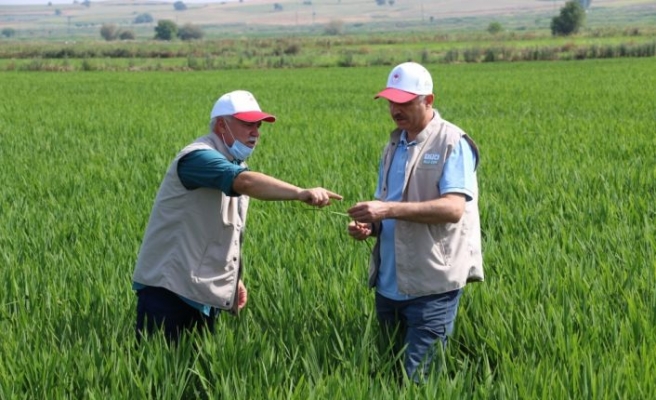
[133,90,342,343]
[347,63,484,382]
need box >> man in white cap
[133,90,342,343]
[347,62,483,382]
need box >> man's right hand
[298,188,343,207]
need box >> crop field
[0,58,655,398]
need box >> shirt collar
[400,130,417,147]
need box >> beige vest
[369,115,484,296]
[132,133,249,310]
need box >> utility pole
[421,0,424,23]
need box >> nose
[247,127,261,143]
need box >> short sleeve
[177,149,248,196]
[439,138,478,201]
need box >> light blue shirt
[133,149,247,316]
[374,133,477,301]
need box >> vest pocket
[220,196,241,227]
[427,225,451,267]
[427,238,450,267]
[192,241,237,283]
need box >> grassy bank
[0,28,655,71]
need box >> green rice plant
[0,58,655,399]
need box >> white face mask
[222,120,254,162]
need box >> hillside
[1,0,655,39]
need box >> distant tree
[173,1,187,11]
[388,0,394,5]
[487,21,503,34]
[118,30,135,40]
[375,0,385,5]
[100,23,118,41]
[177,23,204,40]
[54,8,62,16]
[48,1,52,6]
[1,28,16,38]
[82,0,90,7]
[324,19,343,35]
[551,0,586,36]
[154,20,178,40]
[134,13,154,24]
[273,3,283,11]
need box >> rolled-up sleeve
[439,138,477,202]
[177,149,248,196]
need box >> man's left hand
[237,280,248,310]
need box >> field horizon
[1,0,656,39]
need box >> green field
[1,58,655,398]
[2,0,655,73]
[1,31,655,72]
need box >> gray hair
[209,115,233,133]
[416,95,440,118]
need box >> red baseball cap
[211,90,276,123]
[375,62,433,103]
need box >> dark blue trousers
[135,286,216,344]
[375,289,463,382]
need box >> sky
[0,0,97,4]
[0,0,104,4]
[0,0,225,5]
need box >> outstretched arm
[232,171,342,207]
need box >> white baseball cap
[210,90,276,123]
[375,62,433,103]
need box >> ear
[425,94,435,108]
[214,117,226,134]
